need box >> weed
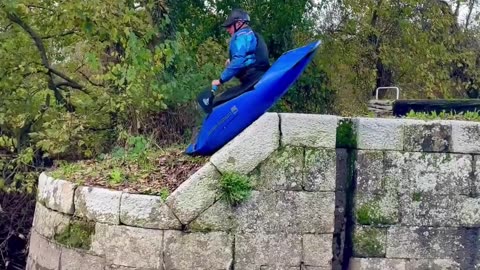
[406,109,480,122]
[108,168,124,184]
[219,172,252,206]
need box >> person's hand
[212,80,222,87]
[225,59,230,66]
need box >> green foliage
[353,227,385,257]
[108,168,124,185]
[50,162,82,180]
[356,200,396,226]
[158,187,170,201]
[412,192,422,202]
[54,220,94,250]
[405,110,480,121]
[219,172,253,206]
[336,118,357,148]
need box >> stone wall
[27,113,340,270]
[27,113,480,270]
[350,118,480,270]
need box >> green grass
[219,172,253,206]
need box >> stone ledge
[211,112,280,174]
[166,162,221,225]
[403,120,452,152]
[120,192,181,230]
[354,117,405,151]
[74,186,121,224]
[280,113,338,148]
[38,172,77,214]
[451,120,480,154]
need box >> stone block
[104,266,150,270]
[74,186,121,224]
[451,120,480,154]
[235,233,302,269]
[28,231,61,270]
[37,172,51,203]
[406,259,461,270]
[235,191,335,233]
[38,172,77,214]
[280,113,338,148]
[354,192,399,226]
[401,194,480,227]
[163,230,233,270]
[355,150,384,193]
[90,224,163,269]
[303,234,333,267]
[384,152,472,195]
[260,267,301,270]
[60,248,105,270]
[404,120,452,152]
[349,258,406,270]
[188,200,235,232]
[304,148,336,191]
[386,226,478,259]
[166,162,221,224]
[211,113,280,174]
[355,118,404,151]
[253,146,304,191]
[32,203,70,239]
[352,226,387,257]
[120,193,181,229]
[474,155,480,196]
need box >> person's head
[222,9,250,36]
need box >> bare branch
[6,12,50,69]
[0,23,12,32]
[78,70,105,87]
[465,0,476,30]
[41,29,77,39]
[49,67,86,91]
[454,0,461,18]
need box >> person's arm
[219,31,256,84]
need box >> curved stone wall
[27,113,340,270]
[27,113,480,270]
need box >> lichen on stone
[353,226,386,257]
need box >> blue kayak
[185,40,322,156]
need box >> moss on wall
[54,220,94,249]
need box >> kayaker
[197,8,270,113]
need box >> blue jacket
[219,27,258,84]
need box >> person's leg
[212,69,266,107]
[196,87,215,114]
[212,84,249,107]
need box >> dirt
[47,147,208,196]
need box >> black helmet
[222,8,250,27]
